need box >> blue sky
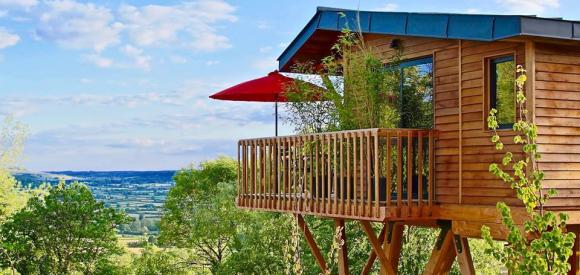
[0,0,578,171]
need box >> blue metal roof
[278,7,580,71]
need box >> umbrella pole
[275,100,278,136]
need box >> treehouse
[236,7,580,274]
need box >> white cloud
[465,8,480,14]
[121,44,151,71]
[169,55,187,64]
[259,46,272,53]
[0,0,37,9]
[35,0,122,52]
[499,0,559,15]
[118,0,236,51]
[257,21,270,29]
[278,42,289,48]
[376,3,398,12]
[252,56,277,71]
[205,60,220,66]
[0,27,19,49]
[84,54,113,68]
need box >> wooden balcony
[237,128,437,221]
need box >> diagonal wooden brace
[359,221,397,275]
[424,224,456,275]
[296,214,328,272]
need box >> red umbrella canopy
[209,71,317,102]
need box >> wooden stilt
[453,235,475,275]
[362,223,388,275]
[335,219,349,275]
[382,223,404,275]
[359,221,396,275]
[424,226,456,275]
[296,214,328,272]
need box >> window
[489,56,516,129]
[399,57,433,129]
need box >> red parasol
[209,71,321,136]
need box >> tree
[0,182,131,274]
[130,245,189,275]
[0,117,30,223]
[482,65,575,273]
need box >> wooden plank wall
[457,40,525,206]
[535,43,580,209]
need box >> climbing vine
[482,65,575,274]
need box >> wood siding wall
[458,40,524,207]
[536,43,580,209]
[366,35,528,207]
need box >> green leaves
[0,182,130,274]
[482,65,575,274]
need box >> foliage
[158,156,290,274]
[130,245,190,275]
[0,117,31,223]
[0,182,131,274]
[399,226,442,274]
[284,29,402,133]
[482,65,575,274]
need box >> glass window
[490,56,516,128]
[399,57,433,129]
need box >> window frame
[485,54,517,130]
[392,56,434,129]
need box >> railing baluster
[308,135,313,212]
[346,133,351,216]
[366,131,372,218]
[292,136,298,212]
[333,133,338,214]
[283,138,288,211]
[407,131,413,217]
[326,134,332,215]
[386,131,392,209]
[396,131,402,214]
[315,136,320,213]
[429,131,434,209]
[374,130,379,218]
[321,135,326,214]
[276,138,281,210]
[252,140,257,209]
[269,138,275,209]
[353,132,358,217]
[339,133,344,216]
[260,140,265,209]
[359,132,364,217]
[418,132,424,211]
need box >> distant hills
[13,170,177,236]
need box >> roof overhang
[278,7,580,72]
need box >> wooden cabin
[236,7,580,274]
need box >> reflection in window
[490,56,516,128]
[399,58,433,129]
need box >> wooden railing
[237,128,436,221]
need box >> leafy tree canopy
[0,182,131,274]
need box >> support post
[381,223,404,275]
[453,235,475,275]
[296,214,327,272]
[424,224,456,275]
[359,221,396,275]
[335,219,349,275]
